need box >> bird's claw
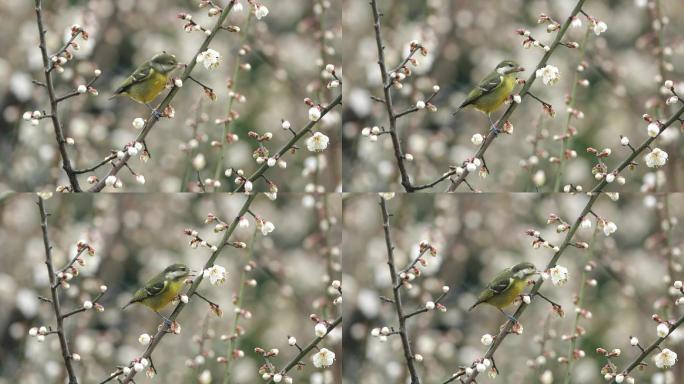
[151,109,162,119]
[489,124,501,136]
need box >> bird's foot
[151,109,162,119]
[489,124,501,136]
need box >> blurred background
[343,193,684,383]
[342,0,684,192]
[0,0,341,192]
[0,192,341,383]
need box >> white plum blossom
[647,123,660,137]
[536,65,560,86]
[77,85,87,94]
[314,322,328,337]
[571,17,582,28]
[602,221,617,236]
[471,133,484,145]
[548,265,569,286]
[203,265,227,286]
[312,348,335,368]
[138,333,151,345]
[196,49,222,70]
[481,334,493,346]
[657,323,670,338]
[258,220,275,236]
[655,348,677,369]
[645,148,668,168]
[593,20,608,36]
[132,117,145,129]
[308,107,322,121]
[306,132,329,152]
[378,192,395,200]
[252,3,269,20]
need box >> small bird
[110,52,180,117]
[122,263,193,324]
[454,60,525,133]
[469,262,539,322]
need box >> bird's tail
[452,102,469,116]
[121,301,133,310]
[468,301,480,311]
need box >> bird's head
[496,60,525,75]
[164,263,192,281]
[511,262,538,280]
[150,52,179,74]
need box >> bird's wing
[113,62,154,95]
[479,268,514,301]
[459,71,502,108]
[129,272,168,303]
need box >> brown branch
[88,0,238,192]
[54,73,100,103]
[231,93,342,192]
[379,197,421,383]
[265,316,342,384]
[369,0,411,192]
[37,197,79,384]
[369,0,448,192]
[403,291,448,320]
[447,0,588,192]
[117,193,257,384]
[73,154,117,174]
[609,314,684,383]
[61,290,106,319]
[34,0,81,191]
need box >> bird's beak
[513,66,525,73]
[189,270,199,277]
[177,63,186,69]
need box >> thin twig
[37,197,79,383]
[61,291,106,319]
[265,317,342,384]
[379,197,421,383]
[55,74,101,103]
[73,154,117,174]
[609,314,684,383]
[231,93,342,192]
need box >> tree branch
[379,197,421,383]
[231,93,342,192]
[37,197,79,383]
[265,316,342,384]
[34,0,81,191]
[609,314,684,383]
[117,193,257,384]
[369,0,413,192]
[447,0,588,192]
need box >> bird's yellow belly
[126,71,168,104]
[487,279,527,309]
[474,75,516,113]
[144,280,183,311]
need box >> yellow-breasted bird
[454,60,524,133]
[469,262,538,322]
[122,263,193,323]
[110,52,180,117]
